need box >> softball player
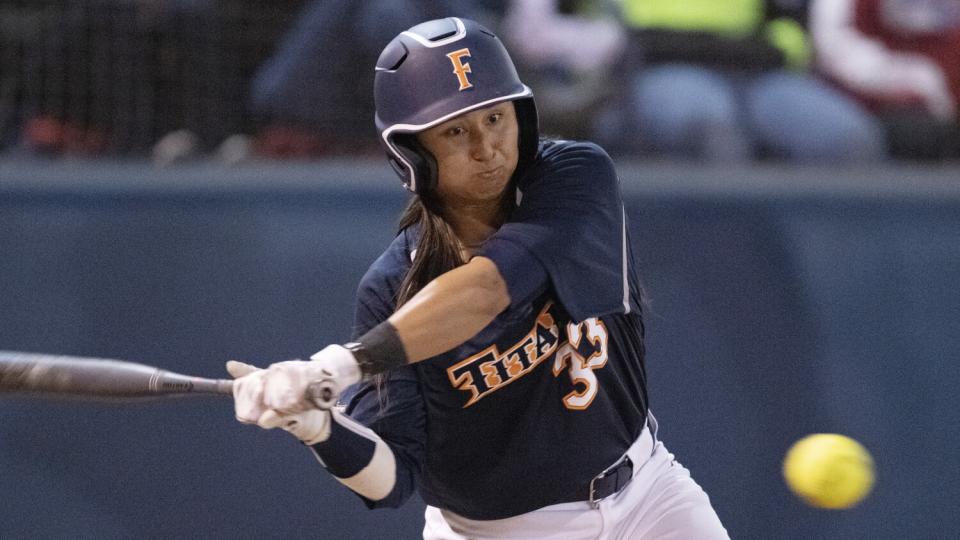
[230,17,729,539]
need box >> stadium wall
[1,159,958,539]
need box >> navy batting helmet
[374,17,539,194]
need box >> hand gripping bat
[0,351,338,408]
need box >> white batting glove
[227,360,269,424]
[227,360,331,444]
[256,409,331,445]
[261,345,361,414]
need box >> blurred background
[0,0,958,538]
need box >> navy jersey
[343,140,648,520]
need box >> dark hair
[368,195,467,406]
[395,194,466,308]
[396,178,519,303]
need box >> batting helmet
[374,17,538,194]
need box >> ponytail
[395,195,466,308]
[370,195,467,405]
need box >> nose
[470,128,497,161]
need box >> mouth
[477,166,503,180]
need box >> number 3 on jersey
[552,318,609,410]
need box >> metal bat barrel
[0,351,233,400]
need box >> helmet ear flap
[391,134,439,194]
[514,98,539,179]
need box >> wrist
[300,410,332,445]
[308,345,363,387]
[344,321,408,377]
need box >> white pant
[423,414,728,540]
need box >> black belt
[588,454,634,507]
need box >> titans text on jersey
[448,301,610,410]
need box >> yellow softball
[783,433,875,509]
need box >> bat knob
[306,379,339,410]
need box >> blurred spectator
[591,0,886,163]
[810,0,960,160]
[500,0,627,140]
[247,0,507,159]
[7,0,302,159]
[20,1,215,156]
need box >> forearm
[311,410,409,505]
[387,256,510,362]
[297,257,509,408]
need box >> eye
[446,126,465,137]
[488,112,503,124]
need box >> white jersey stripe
[621,204,630,314]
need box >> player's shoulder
[522,139,619,191]
[537,138,612,163]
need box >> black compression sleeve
[310,413,377,478]
[346,320,408,376]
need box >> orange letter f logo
[446,48,473,91]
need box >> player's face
[418,102,519,208]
